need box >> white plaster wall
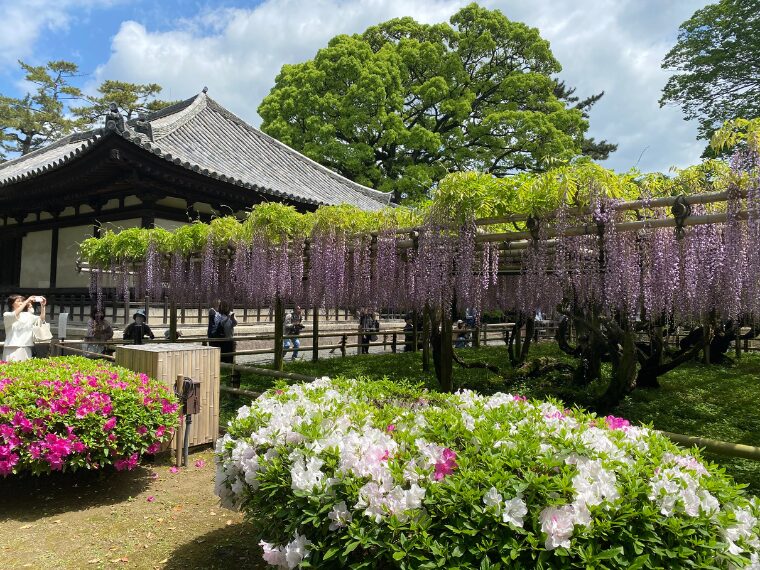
[155,218,186,231]
[20,230,52,288]
[56,219,141,287]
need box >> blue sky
[0,0,711,174]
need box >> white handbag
[32,321,53,342]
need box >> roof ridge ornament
[202,86,208,94]
[105,103,125,133]
[133,112,154,141]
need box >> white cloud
[91,0,710,174]
[0,0,117,68]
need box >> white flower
[328,501,352,531]
[260,540,287,567]
[290,456,325,493]
[483,487,503,511]
[502,496,527,528]
[539,505,575,550]
[284,533,311,568]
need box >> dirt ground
[0,449,266,570]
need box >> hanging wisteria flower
[216,377,760,568]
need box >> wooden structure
[0,90,390,295]
[116,343,220,447]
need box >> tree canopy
[0,60,175,159]
[0,60,84,157]
[660,0,760,147]
[259,3,614,202]
[71,80,177,127]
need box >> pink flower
[194,459,206,469]
[137,426,148,436]
[434,448,458,481]
[103,417,117,432]
[161,399,178,414]
[146,442,160,454]
[386,424,396,433]
[72,441,86,453]
[512,395,527,402]
[604,415,630,430]
[155,426,166,439]
[146,496,155,502]
[114,453,139,471]
[169,466,179,474]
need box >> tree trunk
[598,328,637,413]
[429,308,454,393]
[519,317,535,364]
[573,310,603,386]
[422,304,431,372]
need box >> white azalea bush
[215,377,760,568]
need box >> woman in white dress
[3,294,46,362]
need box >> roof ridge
[147,93,208,140]
[203,97,391,205]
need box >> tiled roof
[0,92,391,211]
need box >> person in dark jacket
[123,309,154,344]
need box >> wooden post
[274,297,284,371]
[474,324,481,348]
[391,333,397,353]
[312,306,319,362]
[169,299,178,342]
[440,314,454,392]
[340,335,346,357]
[174,374,185,468]
[422,305,431,372]
[735,326,742,359]
[412,311,419,353]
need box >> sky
[0,0,711,174]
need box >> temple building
[0,90,391,293]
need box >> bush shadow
[0,465,153,522]
[162,521,265,569]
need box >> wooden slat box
[116,343,220,447]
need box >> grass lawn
[0,449,264,570]
[223,343,760,493]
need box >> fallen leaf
[52,520,62,524]
[158,559,168,564]
[87,559,101,564]
[195,539,205,544]
[20,524,32,529]
[225,520,234,526]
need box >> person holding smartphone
[3,294,46,362]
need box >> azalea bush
[0,357,179,476]
[216,377,760,569]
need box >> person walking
[284,306,304,360]
[3,294,46,362]
[358,308,376,354]
[209,301,238,385]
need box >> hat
[133,309,147,320]
[457,320,464,324]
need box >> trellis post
[274,296,284,371]
[312,306,319,362]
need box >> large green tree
[71,80,177,126]
[660,0,760,145]
[259,3,613,202]
[0,60,85,157]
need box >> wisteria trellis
[84,153,760,328]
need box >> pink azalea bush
[0,356,178,476]
[216,377,760,569]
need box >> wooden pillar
[473,323,481,348]
[312,306,319,362]
[274,296,284,371]
[49,226,59,288]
